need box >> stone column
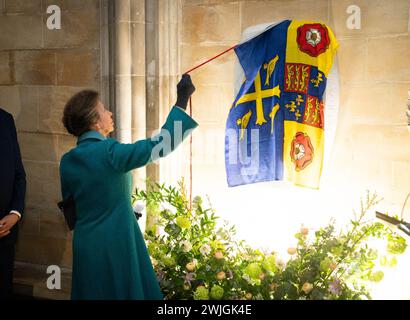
[100,0,113,108]
[114,0,132,144]
[145,0,160,182]
[145,0,181,183]
[112,0,147,190]
[131,0,147,190]
[112,0,181,188]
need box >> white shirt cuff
[10,210,22,220]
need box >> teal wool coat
[60,106,198,300]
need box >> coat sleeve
[107,106,198,172]
[8,113,26,219]
[59,157,70,200]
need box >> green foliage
[134,183,407,300]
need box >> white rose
[181,240,192,253]
[157,226,165,236]
[199,244,211,256]
[276,258,286,269]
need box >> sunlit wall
[159,0,410,299]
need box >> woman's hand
[175,74,196,110]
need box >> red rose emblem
[297,23,330,57]
[290,132,314,171]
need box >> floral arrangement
[134,180,407,300]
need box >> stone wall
[0,0,107,297]
[330,0,410,208]
[1,0,409,299]
[178,0,410,222]
[177,0,410,299]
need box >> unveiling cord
[183,45,238,209]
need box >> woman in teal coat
[59,75,197,300]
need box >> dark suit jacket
[0,108,26,246]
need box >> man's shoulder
[0,108,13,121]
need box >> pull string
[184,44,237,210]
[184,44,237,74]
[189,97,193,210]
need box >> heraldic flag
[225,20,339,189]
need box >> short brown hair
[62,90,100,137]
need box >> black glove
[175,74,195,110]
[134,211,142,221]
